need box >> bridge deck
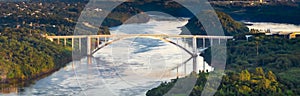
[46,34,233,39]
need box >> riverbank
[0,60,70,89]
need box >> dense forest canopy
[181,11,249,36]
[147,67,294,96]
[0,28,71,83]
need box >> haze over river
[3,15,212,96]
[245,22,300,32]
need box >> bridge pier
[192,36,198,73]
[72,38,74,49]
[184,61,187,75]
[87,56,92,64]
[86,36,93,64]
[79,38,81,52]
[87,36,92,56]
[57,38,60,44]
[64,38,67,46]
[203,54,206,72]
[210,38,213,46]
[203,38,205,48]
[97,37,100,47]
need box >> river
[2,15,213,96]
[3,16,300,96]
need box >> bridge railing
[45,34,233,54]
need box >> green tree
[239,70,251,81]
[255,67,265,79]
[266,71,277,82]
[238,85,252,94]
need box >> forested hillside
[0,0,149,85]
[0,28,71,84]
[147,67,294,96]
[147,34,300,95]
[181,11,249,36]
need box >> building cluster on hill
[249,29,300,39]
[209,0,297,7]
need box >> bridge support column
[203,56,206,72]
[184,63,187,75]
[97,37,100,47]
[87,56,92,64]
[177,67,179,78]
[79,38,81,52]
[210,38,213,46]
[203,38,205,48]
[87,36,91,56]
[64,38,67,46]
[71,38,74,49]
[192,36,198,73]
[57,38,60,44]
[183,38,187,48]
[87,37,93,64]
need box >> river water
[3,15,213,96]
[4,17,300,96]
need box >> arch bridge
[46,34,233,73]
